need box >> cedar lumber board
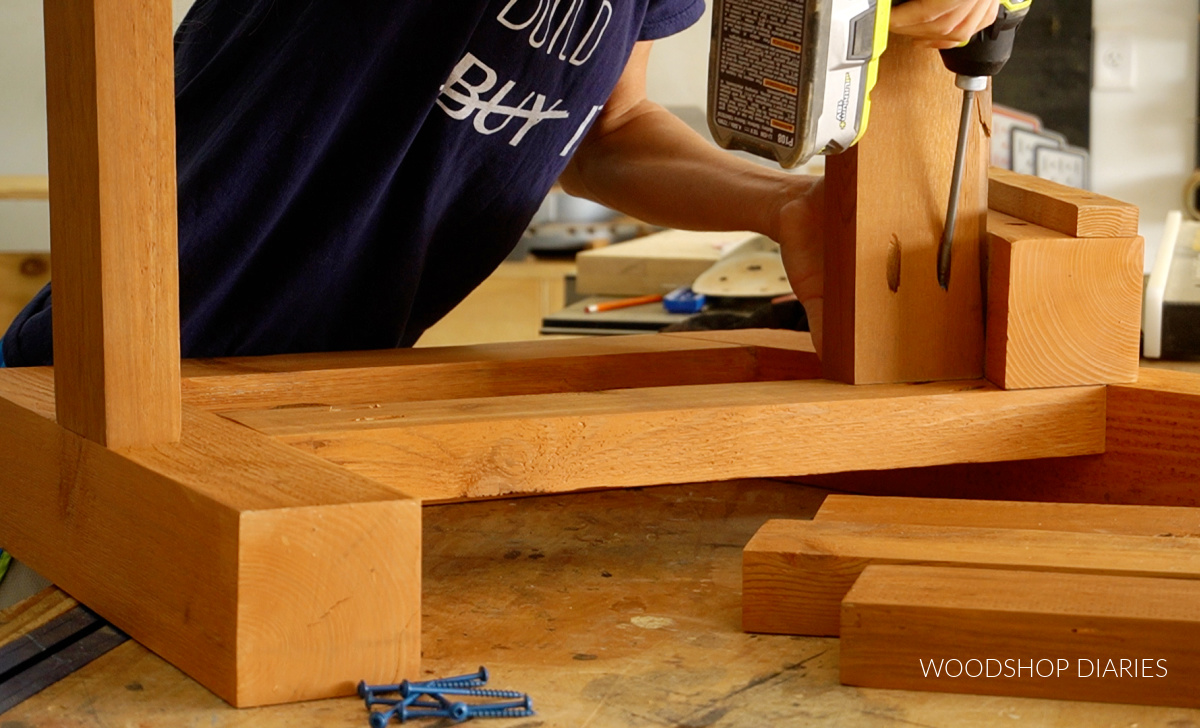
[989,167,1140,238]
[221,378,1106,502]
[43,0,181,448]
[0,368,420,707]
[841,565,1200,708]
[986,211,1142,389]
[180,330,822,411]
[815,494,1200,537]
[824,38,987,385]
[741,519,1200,637]
[803,367,1200,506]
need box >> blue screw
[412,666,489,688]
[399,681,525,700]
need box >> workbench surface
[2,480,1197,727]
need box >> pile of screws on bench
[358,667,535,725]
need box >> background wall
[2,1,1196,268]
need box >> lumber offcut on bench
[742,519,1200,636]
[841,565,1200,709]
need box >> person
[0,0,1000,368]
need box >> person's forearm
[558,100,816,242]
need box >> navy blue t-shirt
[2,0,704,365]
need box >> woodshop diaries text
[919,658,1170,679]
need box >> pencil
[584,294,664,314]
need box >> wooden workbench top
[2,479,1198,726]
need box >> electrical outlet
[1093,30,1136,92]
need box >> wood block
[986,212,1143,389]
[43,0,181,447]
[180,331,822,411]
[989,167,1140,238]
[742,520,1200,637]
[814,495,1200,537]
[575,230,760,296]
[824,38,987,385]
[222,379,1104,502]
[841,565,1200,709]
[804,368,1200,507]
[0,175,49,200]
[0,369,420,707]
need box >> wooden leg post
[43,0,182,448]
[824,37,988,385]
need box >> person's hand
[772,177,826,357]
[890,0,1000,49]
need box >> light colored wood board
[224,380,1105,502]
[986,212,1142,389]
[179,336,817,411]
[0,369,420,707]
[0,253,50,332]
[841,565,1200,708]
[989,167,1140,238]
[803,367,1200,506]
[742,519,1200,637]
[824,38,987,384]
[5,481,1200,726]
[815,495,1200,537]
[44,0,181,448]
[0,587,77,646]
[0,175,49,200]
[575,229,759,296]
[414,260,574,347]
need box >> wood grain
[180,331,821,411]
[3,481,1199,727]
[814,494,1200,537]
[43,0,181,448]
[986,212,1142,389]
[989,167,1140,238]
[222,379,1105,502]
[804,367,1200,507]
[824,38,987,384]
[742,519,1200,637]
[0,252,51,331]
[0,368,420,707]
[0,175,49,200]
[841,565,1200,708]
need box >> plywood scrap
[0,368,420,707]
[986,211,1142,389]
[742,519,1200,637]
[989,167,1139,238]
[814,495,1200,537]
[841,565,1200,708]
[222,379,1104,502]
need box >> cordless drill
[936,0,1033,289]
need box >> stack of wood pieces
[743,495,1200,709]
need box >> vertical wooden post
[43,0,182,447]
[824,38,988,384]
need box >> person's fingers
[891,0,999,45]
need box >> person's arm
[559,42,826,349]
[559,0,1009,355]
